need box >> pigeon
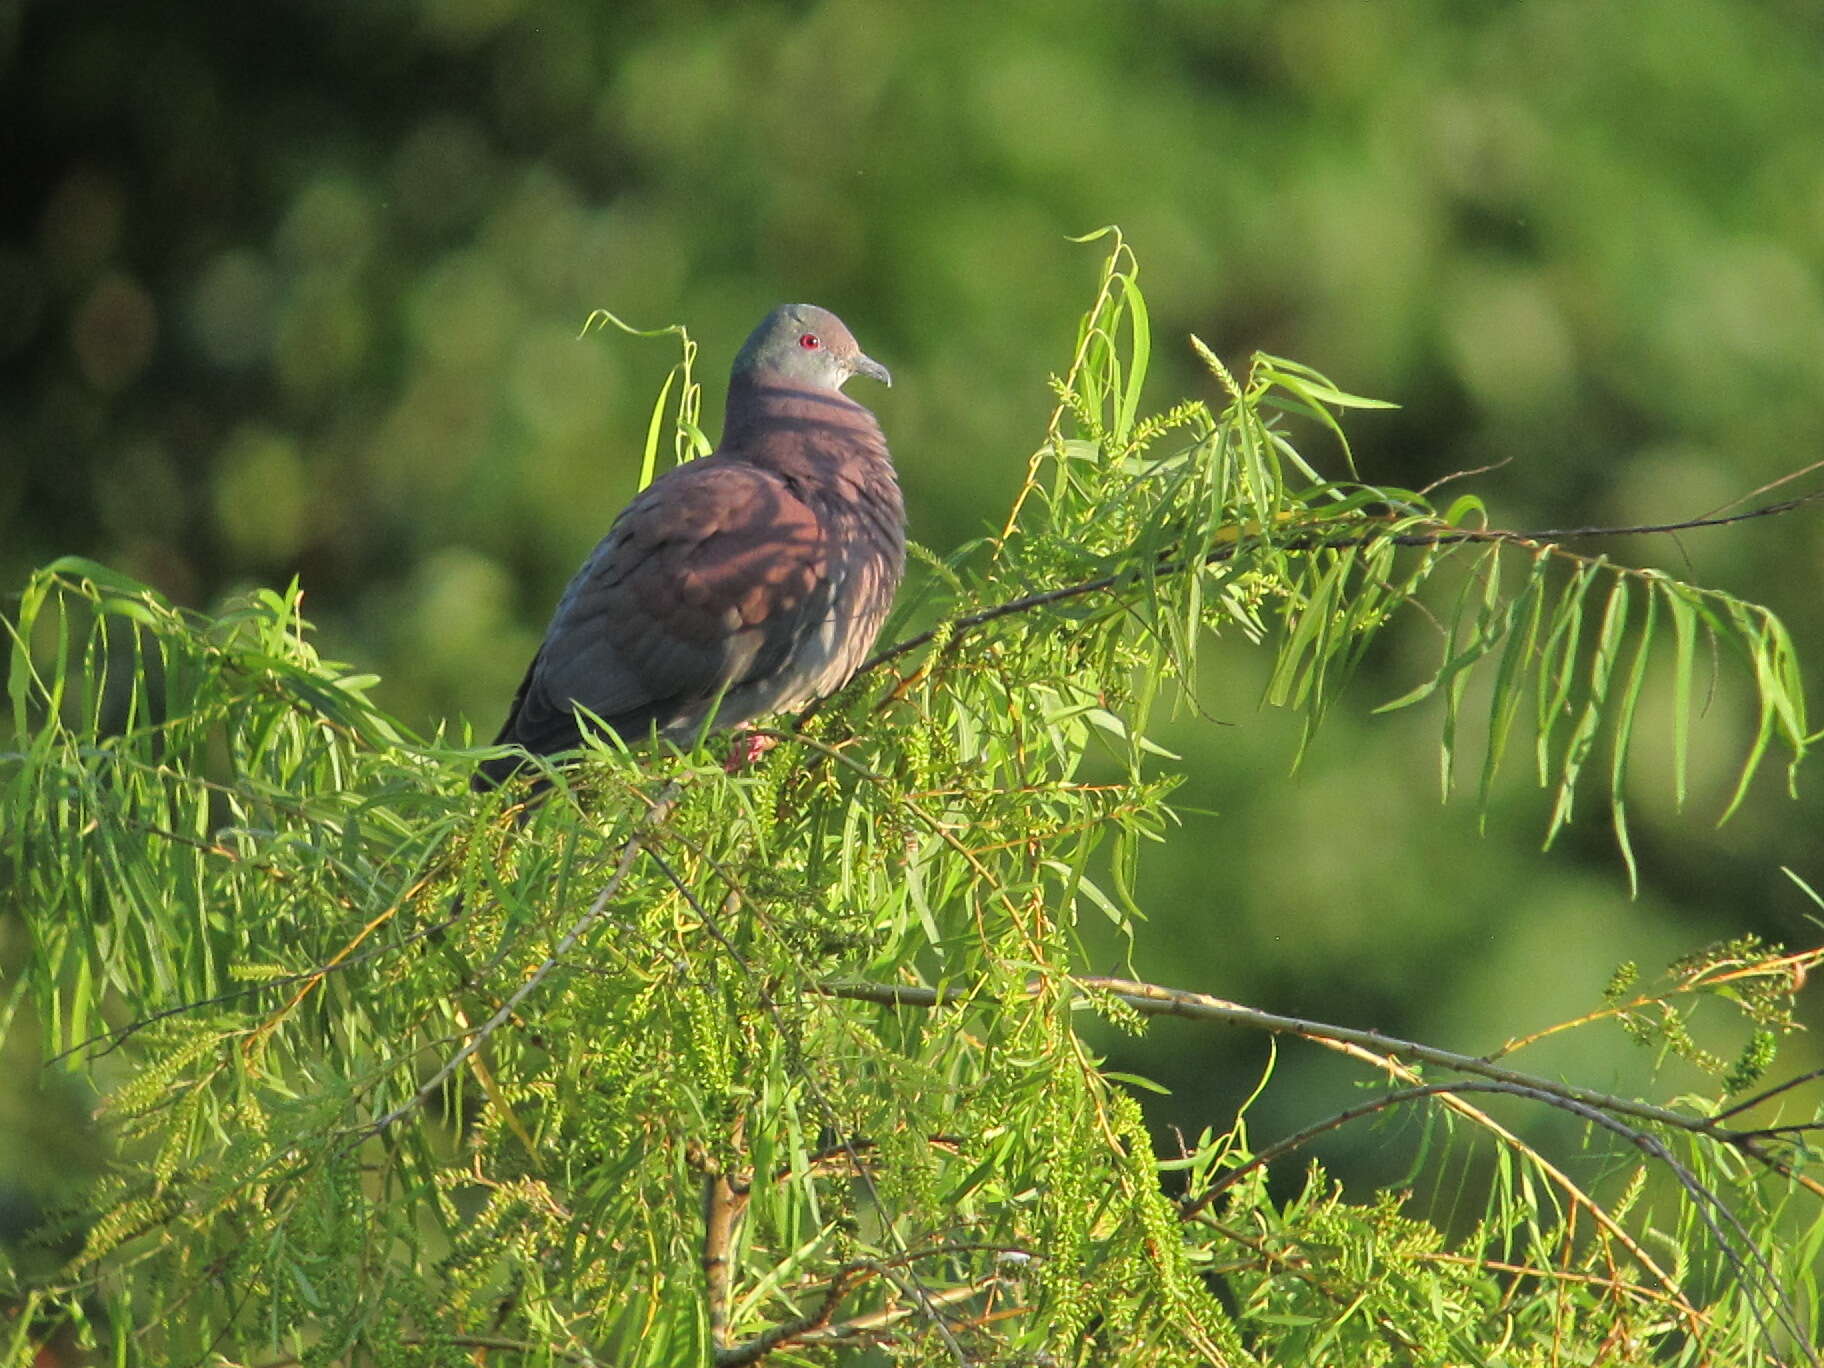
[474,303,904,790]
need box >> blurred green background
[5,0,1824,1220]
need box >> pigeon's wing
[482,457,829,773]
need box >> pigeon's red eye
[798,333,821,349]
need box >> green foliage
[4,242,1822,1364]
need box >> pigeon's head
[734,304,891,393]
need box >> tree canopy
[5,241,1821,1363]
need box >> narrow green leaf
[1266,550,1351,711]
[1117,274,1150,442]
[1608,583,1658,894]
[1535,562,1597,787]
[1442,548,1505,797]
[1374,547,1510,721]
[1443,494,1487,527]
[40,556,162,597]
[1478,551,1552,821]
[1665,583,1697,811]
[1718,609,1780,824]
[1253,352,1399,410]
[639,364,678,491]
[1545,578,1628,850]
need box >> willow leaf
[1478,550,1553,822]
[1609,583,1659,895]
[1117,274,1150,443]
[1266,550,1352,712]
[1545,579,1629,850]
[1718,605,1796,823]
[1442,547,1508,795]
[1535,561,1598,788]
[1375,546,1507,718]
[1664,582,1698,812]
[1443,493,1487,527]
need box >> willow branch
[713,1259,1013,1366]
[814,975,1814,1155]
[1710,1063,1824,1122]
[799,1275,1011,1348]
[711,1267,863,1368]
[818,975,1823,1355]
[854,487,1824,678]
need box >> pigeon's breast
[727,476,904,723]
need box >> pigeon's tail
[471,752,521,792]
[471,756,555,827]
[473,721,585,793]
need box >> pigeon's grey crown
[733,303,891,391]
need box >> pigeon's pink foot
[724,731,778,773]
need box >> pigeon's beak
[851,352,892,388]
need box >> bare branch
[703,1114,751,1352]
[1180,1081,1455,1217]
[711,1266,863,1368]
[799,1274,1010,1349]
[820,977,1700,1133]
[713,1256,1019,1365]
[816,972,1823,1172]
[1710,1064,1824,1123]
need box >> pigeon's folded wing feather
[481,458,829,775]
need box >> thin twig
[712,1268,864,1367]
[50,893,468,1066]
[1696,457,1824,522]
[713,1254,1021,1365]
[853,488,1824,678]
[798,1275,1008,1347]
[1710,1064,1824,1123]
[257,1335,597,1368]
[1417,456,1514,498]
[818,976,1713,1137]
[1180,1081,1456,1216]
[1485,947,1824,1064]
